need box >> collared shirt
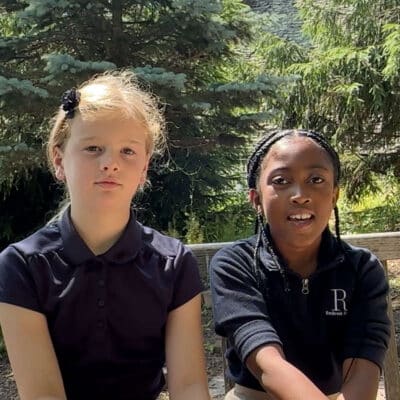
[211,228,390,395]
[0,209,203,400]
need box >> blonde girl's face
[52,115,150,214]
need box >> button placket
[98,278,105,287]
[95,260,107,335]
[97,299,105,307]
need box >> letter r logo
[331,289,347,312]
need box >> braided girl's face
[250,135,339,254]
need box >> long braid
[254,208,291,292]
[261,226,291,292]
[334,205,341,243]
[252,212,265,290]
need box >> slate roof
[245,0,306,44]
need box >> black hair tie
[61,88,80,119]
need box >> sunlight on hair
[47,70,166,176]
[46,70,166,223]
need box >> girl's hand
[334,358,380,400]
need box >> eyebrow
[79,136,143,144]
[269,165,331,174]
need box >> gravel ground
[0,357,18,400]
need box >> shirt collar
[316,228,346,269]
[58,207,143,266]
[259,225,345,272]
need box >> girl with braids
[210,129,390,400]
[0,71,210,400]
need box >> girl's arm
[334,358,380,400]
[334,251,390,400]
[0,303,67,400]
[247,344,329,400]
[165,294,211,400]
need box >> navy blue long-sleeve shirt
[210,229,390,395]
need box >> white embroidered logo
[325,289,348,316]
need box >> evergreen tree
[0,0,283,245]
[256,0,400,199]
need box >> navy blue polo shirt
[0,208,203,400]
[211,229,390,395]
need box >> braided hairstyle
[246,129,342,291]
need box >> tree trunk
[110,0,125,66]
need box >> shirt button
[98,279,105,287]
[97,320,105,329]
[87,260,99,268]
[98,299,105,307]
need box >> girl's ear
[249,189,262,212]
[139,157,150,186]
[53,146,65,181]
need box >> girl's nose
[100,152,119,172]
[290,185,311,204]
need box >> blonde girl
[0,71,210,400]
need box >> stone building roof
[245,0,306,44]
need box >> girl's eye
[271,176,288,185]
[84,146,102,153]
[310,176,324,184]
[122,148,135,155]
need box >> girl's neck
[70,206,131,255]
[283,249,318,278]
[272,235,321,278]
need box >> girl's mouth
[287,213,314,221]
[95,181,121,189]
[287,213,315,229]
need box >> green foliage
[0,0,285,242]
[382,23,400,80]
[339,171,400,234]
[202,187,254,242]
[0,76,48,97]
[42,53,116,83]
[184,214,205,244]
[255,0,400,199]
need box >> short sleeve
[0,245,41,312]
[210,243,282,363]
[343,251,391,370]
[168,245,203,311]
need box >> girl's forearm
[254,355,328,400]
[247,345,346,400]
[169,382,211,400]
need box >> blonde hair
[47,70,166,174]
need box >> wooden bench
[189,232,400,400]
